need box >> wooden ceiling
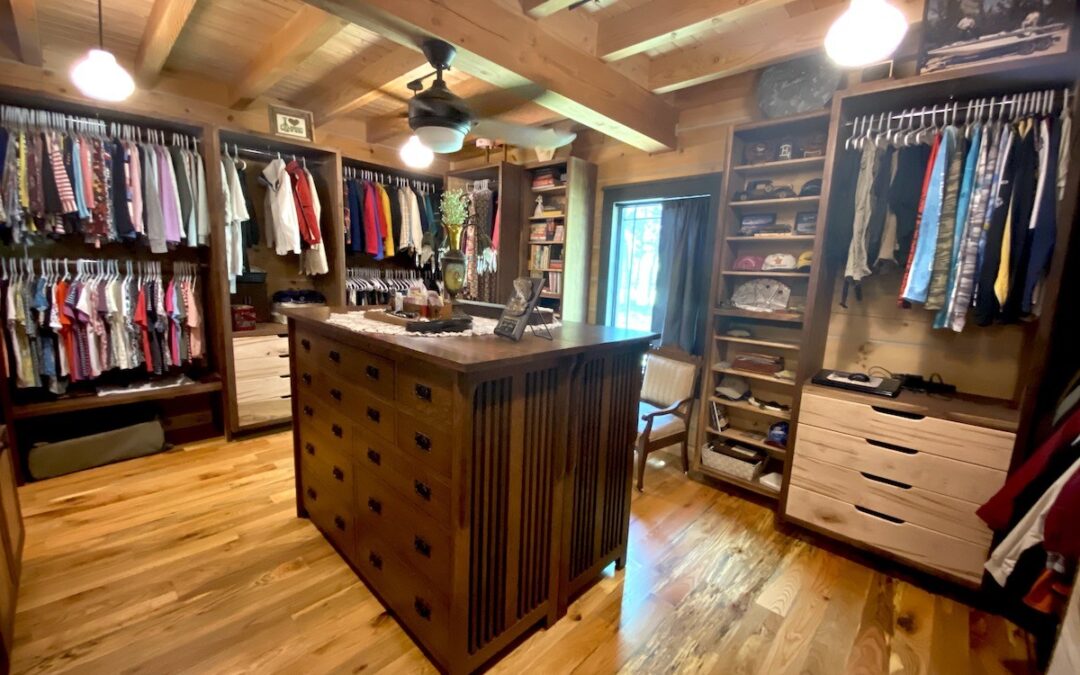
[0,0,926,156]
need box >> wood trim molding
[134,0,199,86]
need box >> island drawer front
[355,538,449,661]
[354,431,451,527]
[795,424,1006,504]
[294,330,396,401]
[297,395,354,448]
[394,412,453,479]
[396,360,454,419]
[790,453,992,546]
[301,369,397,444]
[299,427,357,505]
[786,485,986,584]
[355,470,452,592]
[799,392,1015,470]
[301,472,356,563]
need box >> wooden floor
[11,432,1035,674]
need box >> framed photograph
[494,277,545,341]
[795,211,818,234]
[740,213,777,228]
[269,105,315,142]
[918,0,1072,74]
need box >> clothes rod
[844,87,1071,128]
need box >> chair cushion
[641,354,696,408]
[637,402,686,442]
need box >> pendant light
[400,135,435,169]
[825,0,909,68]
[71,0,135,102]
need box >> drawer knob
[366,448,381,465]
[414,480,432,501]
[414,597,432,620]
[306,487,317,501]
[413,536,432,558]
[365,364,380,380]
[414,433,431,452]
[302,372,312,385]
[330,388,342,401]
[303,405,313,417]
[334,515,346,531]
[332,466,345,482]
[301,338,311,351]
[329,350,341,363]
[366,407,381,423]
[414,383,432,402]
[331,424,344,439]
[367,498,382,514]
[369,551,383,569]
[304,442,315,456]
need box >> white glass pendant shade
[400,135,435,169]
[825,0,909,68]
[71,49,135,102]
[415,125,466,154]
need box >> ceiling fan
[405,39,576,154]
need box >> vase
[442,221,467,316]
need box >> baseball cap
[762,253,797,271]
[796,251,813,270]
[799,178,822,196]
[733,255,764,271]
[715,375,750,401]
[767,421,789,448]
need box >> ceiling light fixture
[824,0,909,68]
[71,0,135,102]
[400,135,435,169]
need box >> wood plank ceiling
[2,0,904,156]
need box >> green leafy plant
[440,189,469,227]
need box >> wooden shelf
[726,235,815,243]
[715,308,803,324]
[529,239,565,244]
[530,213,565,220]
[732,156,825,174]
[733,109,830,135]
[698,464,779,499]
[540,292,562,299]
[530,267,564,273]
[722,271,810,278]
[12,378,224,419]
[730,196,819,209]
[709,396,791,420]
[713,366,795,387]
[706,426,787,457]
[233,322,289,338]
[532,184,566,193]
[716,334,800,351]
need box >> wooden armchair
[635,346,702,491]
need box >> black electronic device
[811,369,902,398]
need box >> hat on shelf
[767,421,789,448]
[715,375,750,401]
[762,253,797,271]
[733,255,765,271]
[796,251,813,271]
[731,279,792,312]
[799,178,822,197]
[725,328,752,338]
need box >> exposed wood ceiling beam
[648,0,925,93]
[134,0,199,86]
[229,6,348,109]
[520,0,580,19]
[307,45,429,124]
[305,0,678,152]
[597,0,789,61]
[5,0,42,66]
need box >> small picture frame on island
[494,277,546,341]
[269,105,315,142]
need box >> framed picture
[795,211,818,235]
[918,0,1072,74]
[494,277,545,341]
[269,105,315,142]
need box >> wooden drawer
[356,471,452,593]
[795,425,1006,504]
[299,427,357,504]
[305,369,396,444]
[295,330,396,401]
[236,372,291,401]
[786,485,987,584]
[799,392,1015,470]
[355,538,449,661]
[234,333,290,362]
[355,434,451,528]
[394,412,453,479]
[297,395,353,448]
[396,360,454,418]
[790,453,992,546]
[237,396,292,428]
[301,473,356,564]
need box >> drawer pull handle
[334,515,346,531]
[369,552,383,569]
[414,597,432,620]
[278,352,289,359]
[329,350,341,363]
[413,536,432,558]
[303,405,313,417]
[865,438,918,455]
[306,487,317,501]
[330,388,342,401]
[304,442,315,456]
[301,338,311,351]
[855,505,905,524]
[414,480,432,501]
[414,383,432,402]
[860,472,912,490]
[870,405,925,420]
[302,372,312,385]
[332,466,345,482]
[331,424,343,438]
[414,433,431,452]
[366,407,381,423]
[367,498,382,514]
[366,448,381,465]
[365,365,380,380]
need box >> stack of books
[546,272,562,295]
[531,168,562,190]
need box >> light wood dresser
[231,324,292,429]
[785,384,1018,585]
[287,309,654,674]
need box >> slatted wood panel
[600,351,638,555]
[568,357,605,581]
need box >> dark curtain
[651,197,710,354]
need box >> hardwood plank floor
[11,432,1036,674]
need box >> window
[610,201,664,332]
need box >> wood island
[286,309,655,674]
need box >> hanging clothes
[259,157,301,256]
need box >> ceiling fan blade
[472,119,577,149]
[462,84,546,118]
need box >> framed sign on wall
[269,105,315,142]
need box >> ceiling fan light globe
[825,0,908,68]
[71,49,135,102]
[400,135,435,169]
[415,125,466,153]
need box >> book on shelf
[546,272,562,294]
[530,222,552,240]
[553,224,565,242]
[549,259,563,270]
[531,245,552,271]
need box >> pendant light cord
[97,0,104,49]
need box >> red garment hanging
[286,161,321,246]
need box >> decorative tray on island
[363,308,473,334]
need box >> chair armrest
[641,396,695,421]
